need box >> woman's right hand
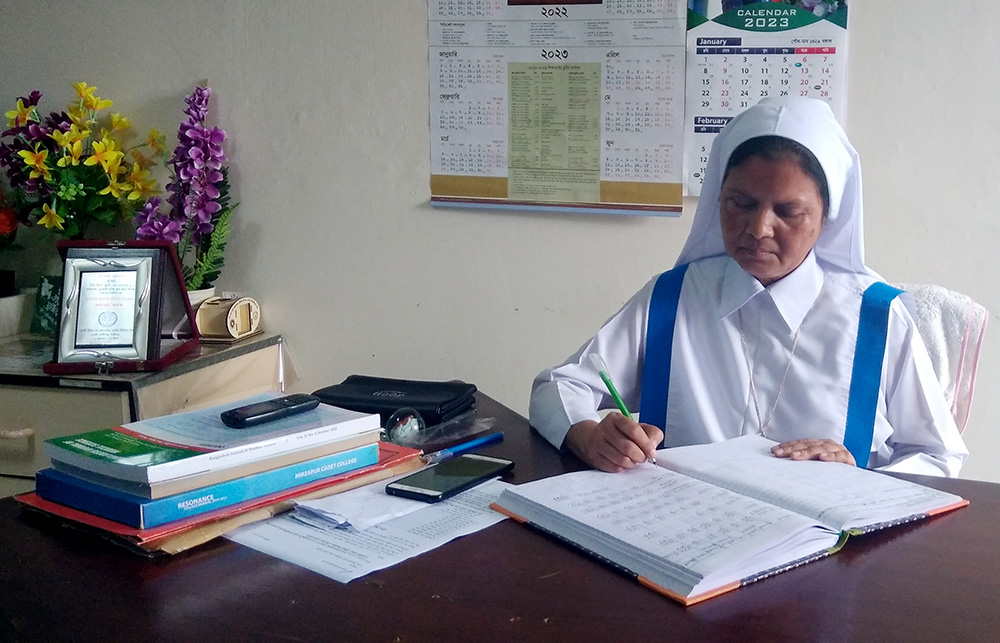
[564,414,663,473]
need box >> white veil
[676,97,876,279]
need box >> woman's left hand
[771,439,856,466]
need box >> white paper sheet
[293,474,428,531]
[225,479,511,583]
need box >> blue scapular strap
[843,282,903,467]
[639,265,901,466]
[638,264,688,435]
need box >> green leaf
[185,205,235,290]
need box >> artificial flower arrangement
[0,82,163,240]
[134,85,234,291]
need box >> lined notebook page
[506,464,827,578]
[657,435,964,530]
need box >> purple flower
[133,197,163,229]
[136,212,183,243]
[136,83,231,280]
[22,90,42,108]
[23,122,51,143]
[43,112,72,133]
[183,86,212,122]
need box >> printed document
[226,479,510,582]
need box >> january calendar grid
[691,41,838,134]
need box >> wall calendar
[427,1,848,213]
[683,1,848,195]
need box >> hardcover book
[491,435,967,606]
[18,441,424,555]
[43,393,381,484]
[36,442,380,529]
[51,430,381,499]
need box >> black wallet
[312,375,477,427]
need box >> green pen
[588,353,656,464]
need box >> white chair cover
[896,283,989,433]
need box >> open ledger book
[491,435,967,606]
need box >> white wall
[2,1,997,481]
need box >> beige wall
[2,1,997,480]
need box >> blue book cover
[35,442,380,529]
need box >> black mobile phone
[220,394,320,428]
[385,453,514,503]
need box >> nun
[529,97,968,476]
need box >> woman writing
[529,97,967,476]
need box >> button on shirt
[529,253,968,477]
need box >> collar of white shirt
[718,251,824,333]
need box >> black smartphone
[385,454,514,502]
[220,394,320,428]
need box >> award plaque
[43,240,199,374]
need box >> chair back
[896,284,989,433]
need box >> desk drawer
[0,385,129,477]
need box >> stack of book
[16,393,423,555]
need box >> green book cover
[46,429,200,467]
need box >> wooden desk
[1,394,998,642]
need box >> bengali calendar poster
[428,0,687,215]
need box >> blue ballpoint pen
[589,353,656,465]
[422,431,505,465]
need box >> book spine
[35,443,380,529]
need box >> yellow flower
[49,129,74,149]
[110,113,130,131]
[84,136,123,171]
[57,140,84,167]
[130,150,154,169]
[83,93,113,112]
[52,125,91,152]
[39,204,64,230]
[66,103,89,128]
[5,98,34,128]
[147,129,166,153]
[70,124,89,143]
[73,82,112,112]
[99,157,130,198]
[125,163,157,200]
[17,144,51,181]
[73,82,97,102]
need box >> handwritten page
[225,479,510,583]
[504,464,825,579]
[657,435,965,530]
